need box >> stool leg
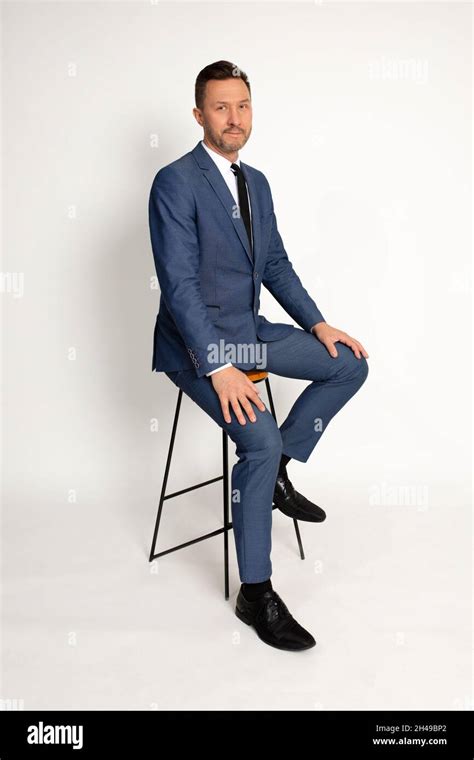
[264,375,277,420]
[149,388,183,562]
[222,430,230,600]
[264,377,305,562]
[292,519,306,560]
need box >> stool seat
[244,369,268,383]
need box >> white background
[2,1,471,710]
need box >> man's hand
[311,321,369,359]
[210,366,267,425]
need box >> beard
[207,125,251,154]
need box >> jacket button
[254,271,258,280]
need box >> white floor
[2,474,471,711]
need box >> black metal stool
[148,370,305,600]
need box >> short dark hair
[195,60,251,110]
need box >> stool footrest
[150,524,230,560]
[150,504,281,561]
[163,475,223,501]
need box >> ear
[192,107,203,126]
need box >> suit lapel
[191,141,260,269]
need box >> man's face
[193,77,252,156]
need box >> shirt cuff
[206,362,233,377]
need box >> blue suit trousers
[166,326,368,583]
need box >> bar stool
[148,369,305,600]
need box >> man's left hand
[311,321,369,360]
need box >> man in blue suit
[148,60,369,651]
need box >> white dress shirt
[200,140,252,377]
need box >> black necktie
[230,163,253,256]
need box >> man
[148,60,369,652]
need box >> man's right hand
[210,366,267,425]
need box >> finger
[220,397,231,424]
[324,338,338,358]
[240,396,257,423]
[254,396,266,412]
[248,387,266,412]
[230,396,246,426]
[353,339,369,358]
[247,380,261,396]
[337,335,361,358]
[244,379,266,409]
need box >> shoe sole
[235,606,316,651]
[273,502,326,523]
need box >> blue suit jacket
[148,140,325,378]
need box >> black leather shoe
[273,471,326,522]
[235,587,316,651]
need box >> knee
[266,429,283,457]
[356,355,369,386]
[235,413,283,460]
[348,354,368,390]
[253,421,283,457]
[335,346,369,386]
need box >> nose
[227,108,242,126]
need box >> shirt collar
[201,140,240,172]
